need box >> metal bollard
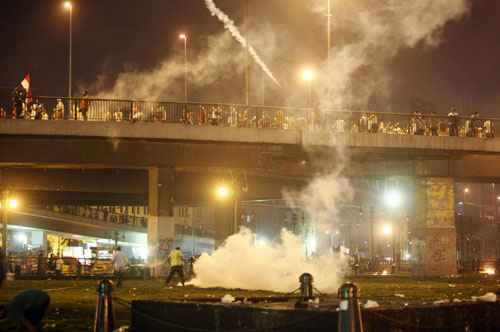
[93,279,115,332]
[337,282,364,332]
[299,273,314,301]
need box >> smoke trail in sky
[204,0,281,87]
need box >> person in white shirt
[111,247,128,288]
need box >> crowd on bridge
[0,77,495,138]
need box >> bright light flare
[464,187,470,194]
[301,68,314,82]
[384,190,402,208]
[63,1,72,10]
[215,185,232,199]
[15,233,28,245]
[8,199,18,209]
[482,267,496,275]
[381,224,393,236]
[179,33,187,40]
[305,235,317,256]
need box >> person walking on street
[165,247,185,286]
[111,246,128,288]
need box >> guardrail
[0,95,496,137]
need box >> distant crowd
[0,84,496,138]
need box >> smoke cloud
[311,0,469,110]
[192,228,347,293]
[93,22,279,101]
[204,0,281,87]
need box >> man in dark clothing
[0,290,50,332]
[12,85,27,119]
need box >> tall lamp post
[63,2,73,117]
[1,191,18,257]
[179,33,188,102]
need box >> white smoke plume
[310,0,470,110]
[204,0,281,87]
[191,228,347,293]
[282,1,469,254]
[93,31,247,100]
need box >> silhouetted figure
[0,290,50,332]
[12,85,26,119]
[448,107,459,136]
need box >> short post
[93,279,114,332]
[299,273,314,301]
[338,282,363,332]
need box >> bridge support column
[412,177,457,276]
[148,167,175,277]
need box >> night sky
[1,0,500,114]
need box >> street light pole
[63,2,73,117]
[327,0,331,59]
[369,206,375,268]
[179,34,188,102]
[1,192,7,258]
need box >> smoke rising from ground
[204,0,280,87]
[191,228,347,293]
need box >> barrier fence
[0,95,498,137]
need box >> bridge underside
[2,133,500,277]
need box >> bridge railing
[0,95,496,137]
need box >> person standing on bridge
[78,90,89,121]
[448,107,459,136]
[112,246,128,288]
[165,247,185,287]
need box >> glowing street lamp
[1,193,19,257]
[215,185,232,200]
[384,190,402,208]
[381,224,393,236]
[301,68,314,106]
[179,33,188,102]
[8,199,18,210]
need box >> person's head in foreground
[0,290,50,332]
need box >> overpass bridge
[2,97,500,276]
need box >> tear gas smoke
[204,0,281,87]
[191,228,347,293]
[310,0,469,110]
[93,23,278,101]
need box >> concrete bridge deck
[1,119,500,154]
